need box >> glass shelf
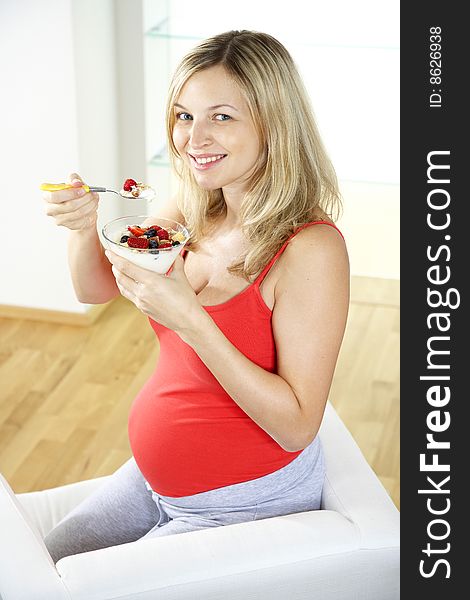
[146,18,202,42]
[143,8,399,186]
[145,18,399,51]
[148,143,170,168]
[149,156,170,168]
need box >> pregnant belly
[128,390,298,497]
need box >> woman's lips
[188,153,227,170]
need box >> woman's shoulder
[146,195,185,225]
[289,219,346,256]
[275,219,349,286]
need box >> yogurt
[102,217,189,275]
[112,235,185,274]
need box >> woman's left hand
[105,250,204,336]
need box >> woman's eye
[176,112,192,121]
[214,114,231,121]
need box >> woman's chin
[193,178,221,191]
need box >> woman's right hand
[43,173,99,231]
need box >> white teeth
[194,154,224,165]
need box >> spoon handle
[40,182,90,193]
[40,183,115,194]
[88,187,108,193]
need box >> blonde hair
[166,30,342,280]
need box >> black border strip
[401,2,466,594]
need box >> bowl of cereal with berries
[102,215,189,274]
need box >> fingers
[105,251,152,283]
[165,253,187,279]
[168,253,184,274]
[69,173,84,186]
[62,211,98,231]
[43,172,86,204]
[111,265,130,292]
[106,252,162,311]
[43,171,99,231]
[45,195,99,231]
[43,184,89,205]
[57,202,99,230]
[45,193,97,217]
[110,264,144,307]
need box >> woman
[43,30,349,563]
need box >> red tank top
[128,221,344,497]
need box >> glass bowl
[102,215,189,274]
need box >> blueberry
[120,235,129,243]
[144,228,157,238]
[171,240,181,246]
[148,239,159,251]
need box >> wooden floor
[0,276,399,508]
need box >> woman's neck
[220,188,243,230]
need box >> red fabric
[128,221,344,497]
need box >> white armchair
[0,403,399,600]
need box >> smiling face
[172,65,263,196]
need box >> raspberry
[127,237,149,249]
[123,178,137,192]
[158,241,172,249]
[157,228,170,240]
[128,225,146,237]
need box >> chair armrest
[319,403,400,549]
[0,474,68,600]
[57,510,359,599]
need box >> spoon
[40,182,156,201]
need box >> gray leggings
[44,437,324,563]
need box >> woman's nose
[188,120,212,149]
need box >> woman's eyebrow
[209,104,239,111]
[174,102,239,112]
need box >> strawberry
[127,237,149,249]
[123,178,137,191]
[127,225,146,237]
[156,228,170,240]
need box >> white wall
[0,0,399,316]
[0,0,122,313]
[114,0,147,197]
[336,182,399,279]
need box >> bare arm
[179,225,350,451]
[67,227,120,303]
[44,173,118,304]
